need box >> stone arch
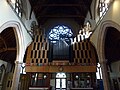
[97,20,120,62]
[0,21,25,63]
[97,20,120,90]
[0,21,27,90]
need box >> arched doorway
[0,27,17,90]
[55,73,67,90]
[98,21,120,90]
[104,27,120,90]
[0,21,26,90]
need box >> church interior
[0,0,120,90]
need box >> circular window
[49,25,73,41]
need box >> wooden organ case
[25,29,97,89]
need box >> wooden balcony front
[25,65,96,73]
[26,60,96,73]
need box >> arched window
[56,73,66,78]
[48,25,73,60]
[98,0,113,20]
[56,73,66,89]
[8,0,25,18]
[49,25,73,43]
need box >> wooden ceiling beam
[38,4,86,7]
[0,36,7,48]
[0,48,16,53]
[6,48,16,51]
[38,15,85,18]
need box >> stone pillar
[11,61,22,90]
[0,67,5,90]
[100,60,110,90]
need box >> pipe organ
[25,29,97,72]
[24,29,97,89]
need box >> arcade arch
[97,20,120,90]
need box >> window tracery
[98,0,113,20]
[49,25,73,43]
[8,0,24,18]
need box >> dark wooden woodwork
[38,15,85,18]
[29,0,92,25]
[37,4,88,7]
[26,65,96,73]
[0,27,16,63]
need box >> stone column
[11,61,22,90]
[100,60,110,90]
[0,66,5,90]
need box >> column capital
[15,61,23,64]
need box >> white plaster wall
[84,0,97,31]
[22,0,38,30]
[0,0,37,52]
[0,0,37,61]
[85,0,120,49]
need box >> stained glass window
[48,25,73,60]
[49,25,73,42]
